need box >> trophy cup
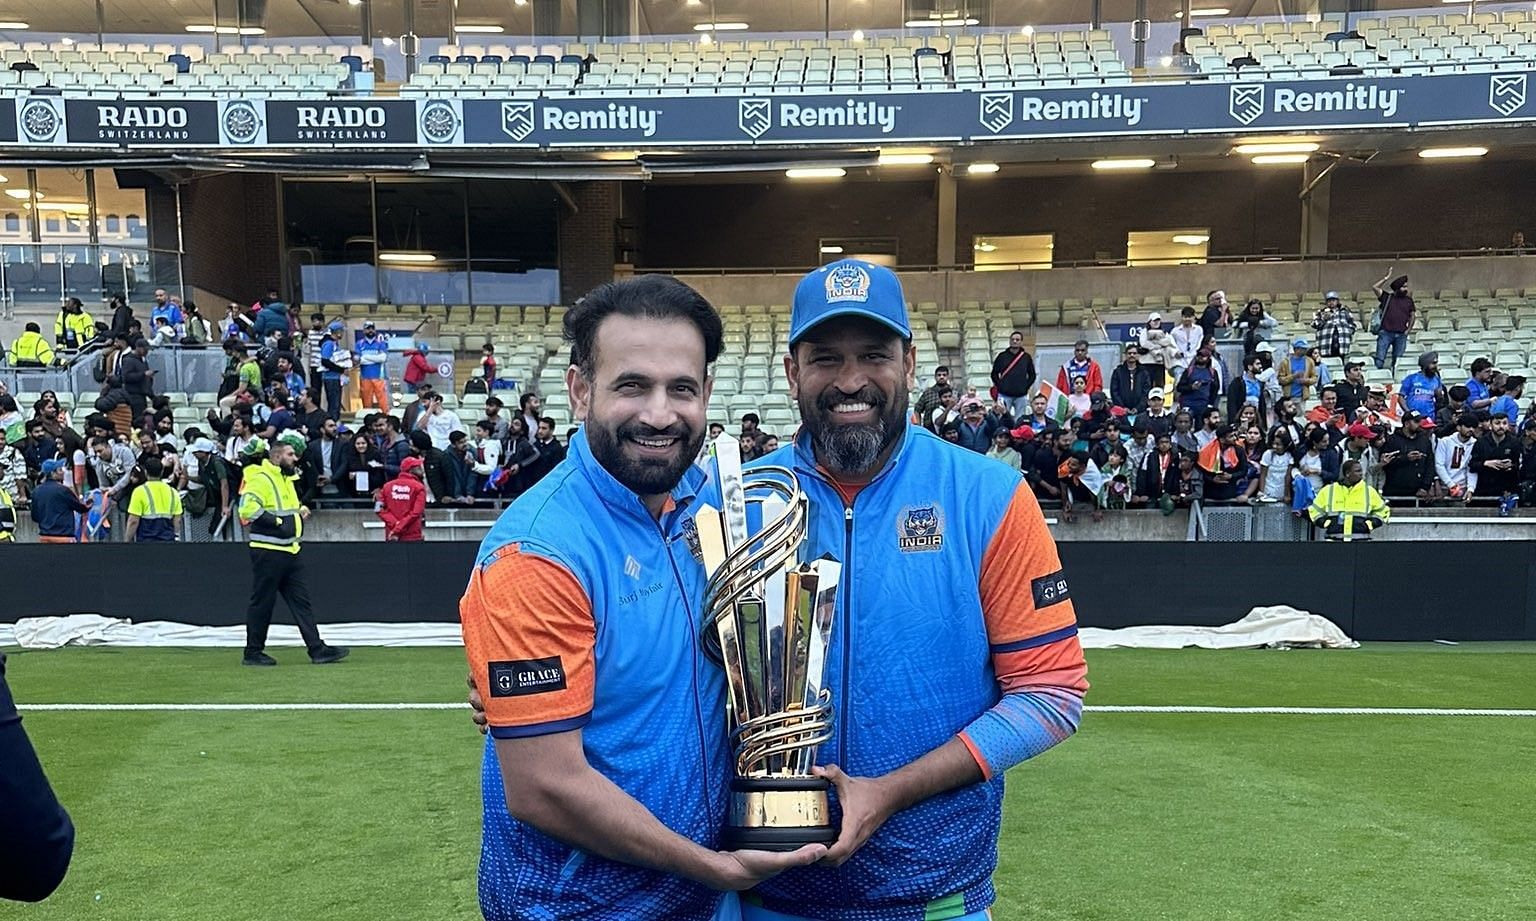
[695,436,842,851]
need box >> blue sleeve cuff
[962,690,1083,777]
[488,712,592,740]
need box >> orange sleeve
[977,483,1089,695]
[460,545,597,738]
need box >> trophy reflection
[697,436,841,851]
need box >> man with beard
[743,260,1087,921]
[235,436,348,667]
[459,275,819,921]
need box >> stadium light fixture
[1418,146,1488,159]
[974,241,998,253]
[379,252,438,263]
[1233,141,1320,154]
[1021,25,1035,36]
[186,24,266,34]
[1190,8,1231,16]
[851,30,865,42]
[381,36,394,46]
[1251,154,1310,164]
[905,18,980,27]
[1091,158,1156,170]
[1172,234,1210,245]
[819,245,845,254]
[347,0,362,6]
[786,167,847,180]
[454,25,505,33]
[967,162,1000,175]
[4,188,32,199]
[698,33,712,45]
[0,174,7,183]
[0,21,28,29]
[694,22,750,31]
[878,152,934,166]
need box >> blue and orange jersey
[460,427,732,921]
[746,424,1088,921]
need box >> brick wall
[180,172,281,305]
[1327,160,1536,254]
[557,181,621,303]
[637,179,939,269]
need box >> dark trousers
[245,548,325,656]
[323,378,342,421]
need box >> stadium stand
[0,41,368,95]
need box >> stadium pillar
[1300,160,1332,255]
[936,167,957,267]
[557,181,622,304]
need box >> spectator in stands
[408,429,454,504]
[468,419,503,495]
[1520,425,1536,505]
[403,341,434,394]
[1233,298,1277,353]
[378,456,427,542]
[318,321,352,421]
[1138,313,1179,372]
[148,316,178,348]
[1226,353,1271,427]
[1171,410,1198,454]
[1175,349,1221,420]
[1170,307,1203,379]
[1032,429,1074,502]
[1255,429,1295,504]
[6,323,54,368]
[357,321,391,412]
[271,355,305,402]
[1307,346,1332,391]
[1193,406,1223,450]
[1140,388,1173,437]
[761,434,780,452]
[304,314,327,383]
[1471,413,1522,513]
[1331,360,1366,421]
[1088,417,1127,466]
[444,431,475,503]
[1198,424,1248,502]
[1124,422,1154,472]
[300,417,347,505]
[419,391,464,451]
[1311,292,1357,360]
[222,303,253,342]
[88,435,136,501]
[739,412,769,450]
[1399,352,1444,420]
[1341,423,1382,490]
[1013,392,1054,437]
[1371,269,1415,373]
[519,392,542,436]
[480,343,497,384]
[251,296,287,340]
[923,387,957,433]
[1464,357,1496,413]
[475,395,507,442]
[1436,412,1479,499]
[1132,433,1177,507]
[1297,426,1338,493]
[258,393,297,440]
[1491,374,1524,425]
[338,432,386,499]
[182,303,212,346]
[1172,450,1203,507]
[1381,413,1437,500]
[1097,446,1133,510]
[217,343,261,415]
[1056,451,1102,523]
[0,430,27,507]
[1056,340,1104,397]
[124,455,181,543]
[1358,385,1397,431]
[292,390,325,440]
[401,385,433,435]
[1309,459,1390,541]
[990,330,1037,419]
[1435,385,1472,437]
[108,294,134,341]
[985,429,1021,472]
[953,397,1008,453]
[1110,343,1153,413]
[28,460,85,543]
[1199,290,1231,341]
[1305,386,1348,435]
[1510,230,1530,254]
[190,438,235,527]
[19,421,57,485]
[527,417,567,487]
[1065,376,1092,418]
[1278,339,1318,403]
[54,298,93,352]
[913,366,952,423]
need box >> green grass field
[4,644,1535,921]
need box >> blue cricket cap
[789,259,912,347]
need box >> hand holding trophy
[696,435,842,851]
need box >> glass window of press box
[0,168,178,311]
[283,179,560,306]
[1,0,1466,82]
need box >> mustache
[816,388,886,412]
[616,422,691,441]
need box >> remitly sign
[63,99,219,145]
[265,100,417,145]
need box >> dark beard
[586,417,703,498]
[799,385,908,477]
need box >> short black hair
[485,396,503,408]
[24,322,39,333]
[563,274,723,379]
[1181,306,1197,317]
[934,365,949,374]
[742,412,760,426]
[141,455,164,479]
[1470,357,1493,375]
[519,392,538,411]
[1457,412,1480,428]
[1215,424,1235,438]
[1320,384,1338,396]
[1449,384,1471,402]
[538,416,555,429]
[409,430,433,451]
[311,312,325,322]
[476,419,495,433]
[1341,459,1362,476]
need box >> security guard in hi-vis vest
[236,434,348,667]
[0,485,15,542]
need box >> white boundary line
[15,703,1536,716]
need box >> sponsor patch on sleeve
[1030,571,1071,609]
[489,657,568,698]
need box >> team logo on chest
[897,504,945,553]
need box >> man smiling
[742,260,1089,921]
[460,275,819,921]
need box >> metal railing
[0,243,184,314]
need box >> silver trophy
[696,435,841,851]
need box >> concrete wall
[180,172,283,306]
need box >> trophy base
[723,776,837,852]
